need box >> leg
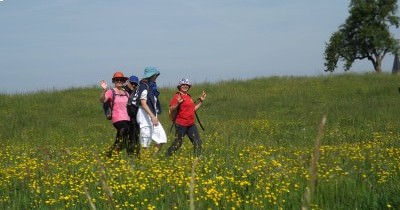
[106,131,120,157]
[120,127,128,151]
[129,120,141,157]
[153,143,163,154]
[166,125,187,156]
[139,126,152,149]
[118,121,129,152]
[127,120,135,155]
[187,125,202,157]
[107,121,129,157]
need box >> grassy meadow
[0,73,400,209]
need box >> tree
[324,0,400,73]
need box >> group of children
[99,67,207,158]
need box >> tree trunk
[373,57,382,73]
[374,64,382,72]
[392,54,400,74]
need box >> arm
[140,94,159,126]
[169,94,183,113]
[99,80,108,103]
[195,90,207,111]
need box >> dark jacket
[149,81,162,114]
[138,80,157,116]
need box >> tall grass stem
[302,114,326,210]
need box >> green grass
[1,73,400,209]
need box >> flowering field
[1,127,399,209]
[1,74,400,209]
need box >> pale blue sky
[0,0,398,94]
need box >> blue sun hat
[129,75,139,85]
[143,66,160,78]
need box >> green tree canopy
[324,0,400,72]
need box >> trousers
[166,124,202,156]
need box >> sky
[0,0,399,94]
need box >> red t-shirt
[170,93,195,126]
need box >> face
[128,81,137,89]
[113,78,126,87]
[150,74,159,82]
[179,84,190,92]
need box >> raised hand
[200,90,206,102]
[100,80,108,90]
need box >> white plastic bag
[152,122,167,144]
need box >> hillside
[1,73,400,147]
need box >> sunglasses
[130,82,138,85]
[114,78,126,82]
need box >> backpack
[168,108,177,122]
[126,83,150,117]
[103,88,115,120]
[127,88,140,117]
